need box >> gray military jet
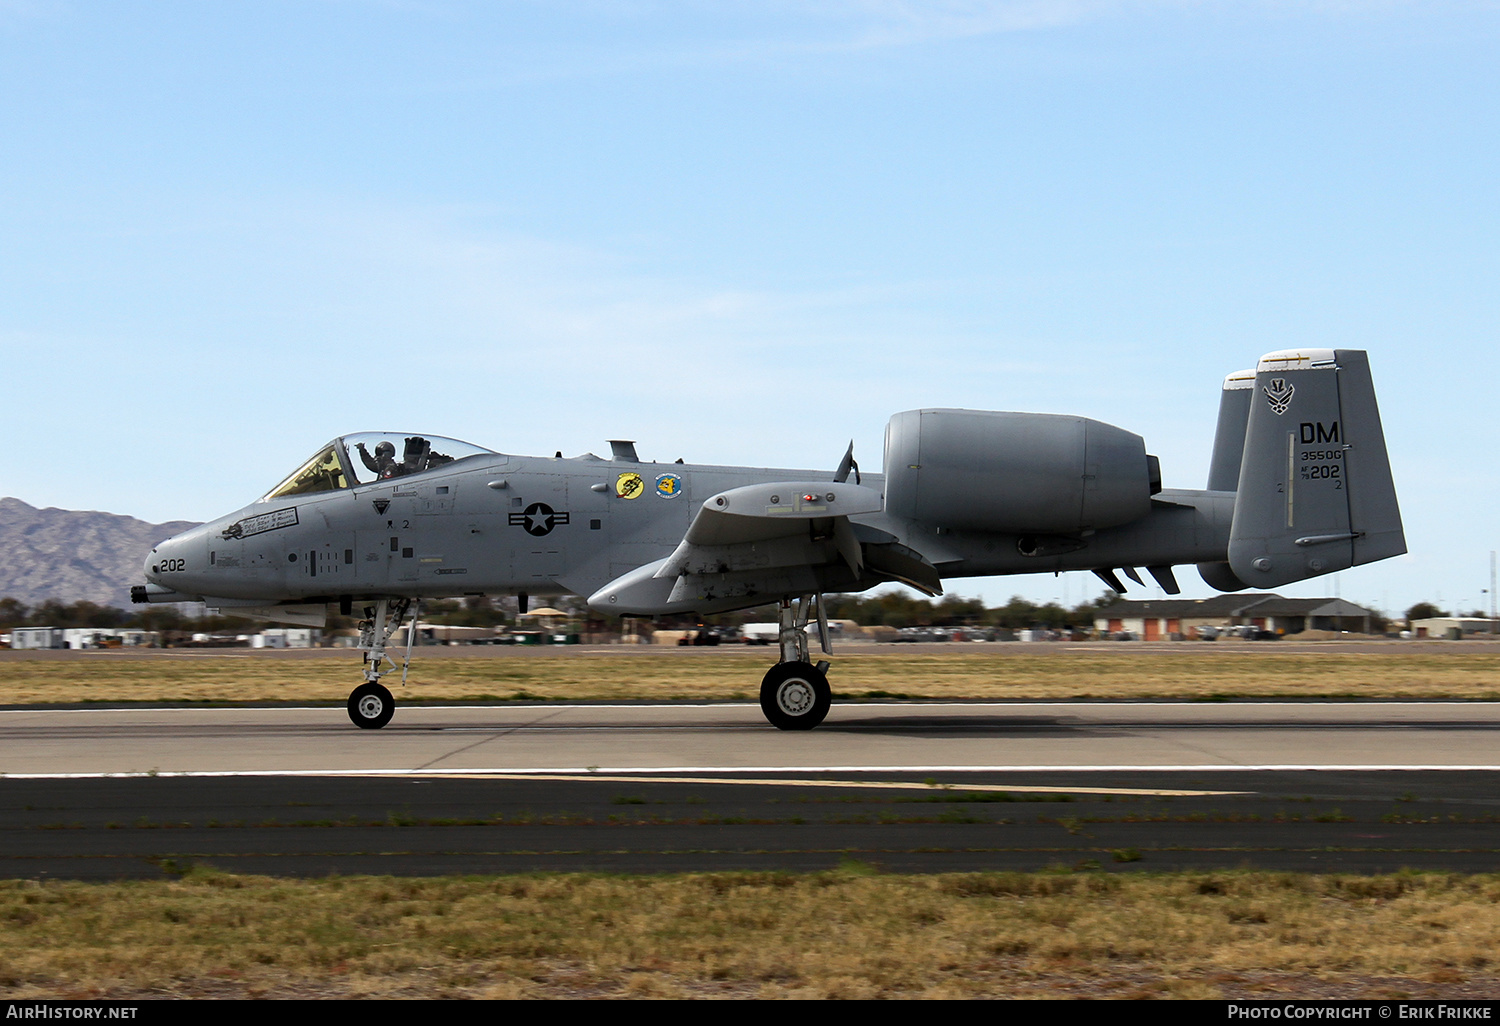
[135,348,1404,731]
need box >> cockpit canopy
[262,433,497,502]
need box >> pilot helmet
[375,441,395,459]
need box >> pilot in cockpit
[356,440,403,480]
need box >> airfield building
[1094,594,1381,639]
[1408,617,1500,639]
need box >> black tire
[348,682,395,729]
[759,662,831,731]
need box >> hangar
[1094,594,1381,639]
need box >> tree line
[1404,602,1491,622]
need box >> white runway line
[11,763,1500,787]
[8,764,1500,780]
[17,701,1500,711]
[0,769,1243,796]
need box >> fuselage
[145,451,846,605]
[142,436,1235,613]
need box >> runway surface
[4,701,1500,877]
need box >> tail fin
[1227,349,1405,588]
[1206,368,1256,491]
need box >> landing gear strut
[349,597,419,729]
[759,593,833,731]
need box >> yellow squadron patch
[615,472,645,499]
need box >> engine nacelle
[883,409,1154,534]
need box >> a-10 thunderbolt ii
[135,348,1404,731]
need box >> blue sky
[2,1,1495,617]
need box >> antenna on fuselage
[834,441,860,484]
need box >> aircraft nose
[147,535,181,580]
[137,527,210,601]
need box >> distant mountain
[0,498,201,610]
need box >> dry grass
[1,644,1498,705]
[3,869,1500,999]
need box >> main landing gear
[344,592,836,731]
[759,593,833,731]
[348,681,394,730]
[349,597,419,729]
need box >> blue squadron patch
[655,473,683,499]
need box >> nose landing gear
[349,597,418,729]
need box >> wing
[588,480,935,615]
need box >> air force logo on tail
[1264,377,1294,415]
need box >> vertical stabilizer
[1198,368,1258,591]
[1206,369,1255,491]
[1227,349,1404,588]
[1337,351,1406,568]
